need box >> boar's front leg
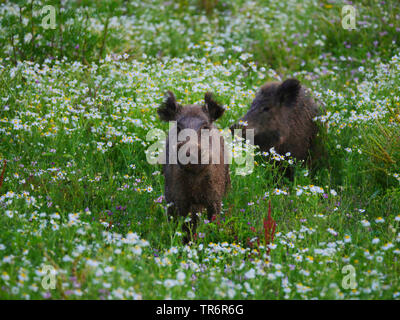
[207,202,221,221]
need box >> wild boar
[230,78,320,162]
[158,91,230,243]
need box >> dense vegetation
[0,0,399,299]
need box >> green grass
[0,0,399,299]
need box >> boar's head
[230,79,301,152]
[158,91,225,172]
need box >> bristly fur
[160,92,230,243]
[277,78,301,107]
[157,91,182,121]
[204,92,225,121]
[232,78,320,163]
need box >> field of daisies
[0,0,399,300]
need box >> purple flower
[43,292,52,299]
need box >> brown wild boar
[230,78,320,162]
[158,91,230,243]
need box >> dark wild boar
[231,78,320,163]
[158,91,230,243]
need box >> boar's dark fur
[158,91,230,243]
[231,78,320,162]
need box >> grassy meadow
[0,0,399,299]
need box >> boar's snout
[176,140,206,172]
[230,121,251,141]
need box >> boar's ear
[277,78,301,107]
[204,92,225,122]
[157,91,182,121]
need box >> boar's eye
[263,105,270,112]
